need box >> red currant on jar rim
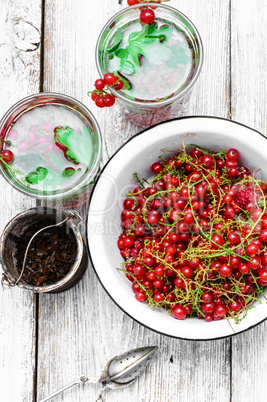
[0,150,13,163]
[140,8,155,24]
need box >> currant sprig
[88,73,124,109]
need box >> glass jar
[96,3,203,128]
[0,92,102,206]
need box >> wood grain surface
[231,2,267,402]
[1,1,267,401]
[0,1,42,402]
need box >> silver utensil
[40,346,158,402]
[40,376,96,402]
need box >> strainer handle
[39,376,97,402]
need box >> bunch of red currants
[90,73,123,108]
[118,145,267,323]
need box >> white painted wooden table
[1,1,267,401]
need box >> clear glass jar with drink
[96,2,203,128]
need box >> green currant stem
[0,138,11,146]
[0,157,29,186]
[87,89,110,96]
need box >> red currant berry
[205,315,213,322]
[226,148,239,160]
[140,8,155,24]
[182,266,193,278]
[127,0,139,5]
[117,238,125,249]
[151,162,162,174]
[184,210,194,224]
[135,291,147,302]
[114,80,124,90]
[258,279,267,286]
[123,198,134,209]
[230,255,241,268]
[200,154,214,168]
[239,263,250,274]
[148,211,159,225]
[224,206,235,218]
[132,282,140,293]
[228,167,239,177]
[94,79,105,91]
[191,147,203,158]
[166,293,175,302]
[245,243,259,257]
[201,292,213,303]
[226,160,239,168]
[174,277,185,289]
[95,96,105,108]
[169,232,180,243]
[103,73,118,86]
[146,272,156,281]
[215,305,227,317]
[259,269,267,282]
[211,234,224,249]
[227,231,240,244]
[154,293,164,302]
[0,150,13,163]
[219,264,233,277]
[188,257,201,269]
[166,245,176,255]
[153,278,163,289]
[201,302,215,314]
[133,264,146,277]
[103,94,116,107]
[184,305,192,315]
[123,236,134,248]
[142,280,152,290]
[259,229,267,243]
[172,305,187,320]
[229,301,242,312]
[91,92,97,101]
[223,282,231,291]
[154,265,165,276]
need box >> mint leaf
[26,167,48,184]
[120,59,135,75]
[165,45,188,69]
[115,48,129,59]
[106,30,123,53]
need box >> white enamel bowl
[87,117,267,340]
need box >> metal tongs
[40,346,158,401]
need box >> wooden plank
[38,1,231,401]
[0,1,42,401]
[231,1,267,401]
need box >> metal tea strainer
[40,346,158,401]
[0,208,86,293]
